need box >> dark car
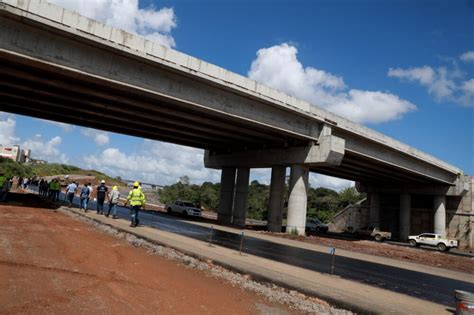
[305,218,329,234]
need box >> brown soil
[264,232,474,274]
[0,194,294,315]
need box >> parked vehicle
[306,218,329,234]
[167,201,202,217]
[357,226,392,242]
[408,233,458,251]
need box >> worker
[124,181,145,227]
[0,171,6,202]
[106,186,120,218]
[65,181,77,208]
[53,179,60,201]
[96,180,108,215]
[79,183,90,212]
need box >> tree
[179,175,190,185]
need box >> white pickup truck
[166,200,202,217]
[408,233,458,251]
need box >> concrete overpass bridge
[0,0,471,242]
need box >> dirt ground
[0,195,295,315]
[263,232,474,274]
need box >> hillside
[0,158,118,184]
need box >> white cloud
[388,65,473,107]
[248,43,416,124]
[387,66,436,85]
[83,141,220,185]
[81,128,110,146]
[0,114,20,145]
[22,135,68,164]
[49,0,177,48]
[460,51,474,62]
[459,79,474,106]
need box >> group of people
[38,178,62,201]
[0,172,13,202]
[64,180,146,227]
[0,173,147,228]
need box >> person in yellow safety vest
[124,181,146,227]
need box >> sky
[1,0,473,190]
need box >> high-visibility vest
[127,188,145,206]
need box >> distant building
[0,145,31,163]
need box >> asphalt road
[36,189,474,307]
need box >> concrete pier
[232,168,250,227]
[399,194,411,242]
[369,193,381,228]
[286,165,309,235]
[217,167,236,225]
[434,195,446,236]
[267,166,286,232]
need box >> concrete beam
[267,166,286,232]
[357,176,470,197]
[204,136,344,168]
[0,13,320,141]
[338,131,459,185]
[286,165,309,235]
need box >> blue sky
[1,0,473,189]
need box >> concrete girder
[0,62,292,145]
[0,15,321,140]
[338,131,459,185]
[0,83,268,147]
[357,176,470,197]
[0,92,238,147]
[0,101,224,151]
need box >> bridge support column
[369,193,381,228]
[434,195,446,236]
[399,194,411,242]
[217,167,236,225]
[267,166,286,232]
[233,167,250,227]
[286,165,309,235]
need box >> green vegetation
[0,158,116,183]
[159,177,365,223]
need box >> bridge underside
[0,51,308,152]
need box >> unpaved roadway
[0,194,295,314]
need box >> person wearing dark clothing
[79,184,90,212]
[96,180,108,215]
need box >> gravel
[62,208,353,315]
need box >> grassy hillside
[0,158,116,183]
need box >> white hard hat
[101,180,105,184]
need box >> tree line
[158,178,365,223]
